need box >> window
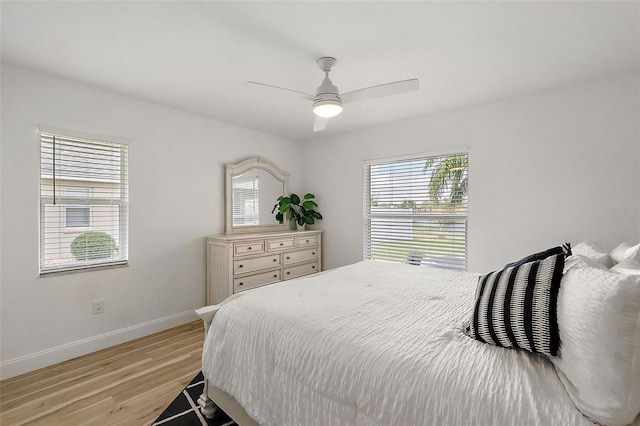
[65,207,91,228]
[39,132,129,274]
[363,152,468,270]
[64,187,91,228]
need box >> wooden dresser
[206,230,322,304]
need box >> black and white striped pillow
[465,253,565,356]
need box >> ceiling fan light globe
[313,101,343,118]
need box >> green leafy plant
[71,231,117,261]
[272,193,323,227]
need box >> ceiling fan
[247,57,419,132]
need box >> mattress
[202,260,593,426]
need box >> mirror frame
[225,157,290,234]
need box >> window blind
[363,152,468,270]
[232,175,260,226]
[39,132,129,274]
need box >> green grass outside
[370,238,465,260]
[369,220,466,265]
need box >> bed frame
[195,294,259,426]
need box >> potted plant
[272,193,323,230]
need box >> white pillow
[610,241,640,265]
[572,240,613,268]
[611,258,640,276]
[630,244,640,260]
[552,256,640,426]
[563,254,609,273]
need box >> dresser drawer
[268,238,295,251]
[283,248,318,265]
[284,262,319,280]
[234,254,280,274]
[296,235,318,247]
[234,270,281,292]
[234,241,265,255]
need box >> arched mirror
[225,157,290,234]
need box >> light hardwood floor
[0,321,205,426]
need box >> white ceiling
[2,1,639,142]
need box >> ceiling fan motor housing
[313,82,342,117]
[315,77,341,100]
[313,58,343,118]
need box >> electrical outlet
[92,299,105,315]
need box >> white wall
[0,64,301,379]
[301,74,640,273]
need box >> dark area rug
[152,372,238,426]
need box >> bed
[195,253,640,426]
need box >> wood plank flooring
[0,321,205,426]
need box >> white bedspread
[202,261,593,426]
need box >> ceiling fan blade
[246,81,314,100]
[313,116,330,132]
[341,78,419,104]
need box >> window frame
[39,131,129,276]
[363,151,468,270]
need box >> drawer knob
[306,240,309,243]
[312,265,316,269]
[239,264,243,268]
[273,274,278,278]
[287,272,291,275]
[239,282,244,286]
[286,256,290,260]
[280,242,284,246]
[248,247,252,250]
[312,252,316,255]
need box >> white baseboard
[0,309,199,381]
